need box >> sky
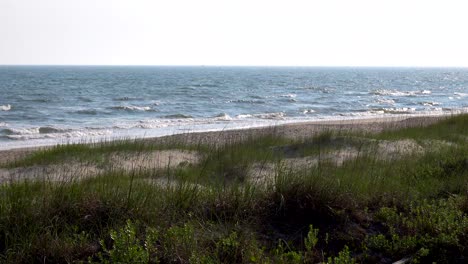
[1,0,468,67]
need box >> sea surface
[1,66,467,150]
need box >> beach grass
[0,115,467,263]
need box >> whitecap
[302,109,316,114]
[372,89,431,97]
[454,92,468,97]
[213,113,232,121]
[375,98,395,105]
[1,104,11,111]
[237,112,285,120]
[2,127,39,135]
[280,93,297,98]
[382,107,416,114]
[5,128,112,140]
[111,105,152,111]
[420,101,440,106]
[344,110,385,117]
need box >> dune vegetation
[0,114,467,263]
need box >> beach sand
[0,115,448,164]
[0,115,450,183]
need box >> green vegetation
[0,115,467,263]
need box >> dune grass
[0,115,467,263]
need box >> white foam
[3,127,40,135]
[280,93,297,98]
[1,104,11,111]
[5,128,112,141]
[213,113,233,121]
[236,114,253,119]
[302,109,316,114]
[343,110,385,117]
[111,105,152,111]
[421,101,441,106]
[383,107,416,114]
[376,98,396,105]
[236,112,285,120]
[373,89,431,96]
[454,92,468,97]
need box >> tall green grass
[0,114,467,263]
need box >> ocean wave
[454,92,468,97]
[375,98,395,105]
[372,89,431,96]
[163,114,193,119]
[78,97,94,102]
[113,96,142,101]
[381,107,416,114]
[1,104,11,111]
[111,105,153,111]
[192,83,219,88]
[2,126,72,136]
[38,126,72,134]
[302,86,335,93]
[4,127,112,140]
[75,109,99,115]
[420,101,441,106]
[237,112,285,120]
[342,110,385,117]
[280,93,297,98]
[227,99,266,104]
[1,127,39,135]
[301,109,316,114]
[213,113,232,121]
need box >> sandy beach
[0,115,448,166]
[0,114,452,184]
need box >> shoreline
[2,111,465,151]
[0,114,451,165]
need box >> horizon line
[1,64,468,69]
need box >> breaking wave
[237,112,285,120]
[372,89,431,96]
[111,105,153,111]
[1,104,11,111]
[454,92,468,97]
[2,126,112,140]
[213,113,233,121]
[420,101,441,106]
[375,98,396,105]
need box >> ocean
[1,66,467,150]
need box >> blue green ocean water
[1,66,467,149]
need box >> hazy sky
[1,0,468,66]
